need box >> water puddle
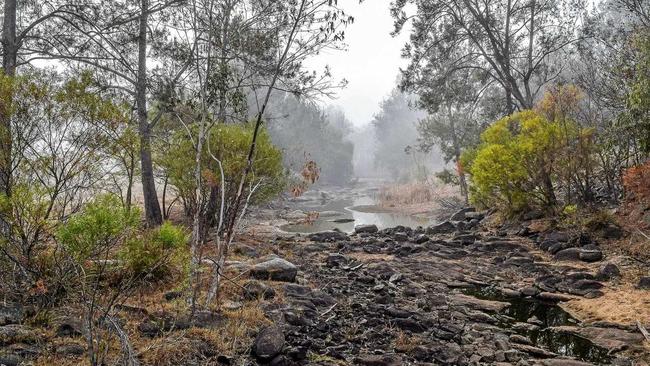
[280,196,433,233]
[462,286,613,364]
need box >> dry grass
[566,285,650,325]
[393,330,423,353]
[377,181,460,206]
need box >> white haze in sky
[307,0,411,127]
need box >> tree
[392,0,584,113]
[33,0,189,226]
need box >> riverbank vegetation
[392,0,650,223]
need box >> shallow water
[462,286,613,364]
[280,195,433,233]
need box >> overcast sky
[306,0,411,128]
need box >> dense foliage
[159,121,286,218]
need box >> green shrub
[158,122,286,217]
[57,194,139,263]
[119,222,189,280]
[462,110,566,215]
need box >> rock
[233,244,258,258]
[326,253,348,268]
[511,343,556,357]
[427,221,456,234]
[554,248,581,261]
[56,343,85,356]
[0,304,22,326]
[0,325,38,345]
[355,224,378,234]
[509,334,533,345]
[353,353,403,365]
[252,325,285,361]
[597,263,621,281]
[412,234,429,244]
[0,354,22,366]
[602,223,624,239]
[393,232,409,242]
[579,250,603,263]
[243,280,276,300]
[541,359,595,366]
[450,294,510,312]
[550,326,645,352]
[466,211,485,220]
[545,231,570,242]
[523,210,544,220]
[250,258,298,282]
[520,287,539,297]
[454,234,477,245]
[55,317,84,337]
[572,279,604,291]
[308,231,348,242]
[536,292,574,302]
[163,290,183,301]
[450,207,475,221]
[637,276,650,289]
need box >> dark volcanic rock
[450,207,475,221]
[250,258,298,282]
[253,325,285,360]
[579,250,603,262]
[427,221,456,234]
[308,231,348,242]
[355,224,379,234]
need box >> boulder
[0,324,39,345]
[450,207,475,221]
[579,250,603,263]
[554,248,581,261]
[250,258,298,282]
[252,325,285,361]
[427,221,456,235]
[355,224,378,234]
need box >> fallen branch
[320,303,337,317]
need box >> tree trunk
[1,0,16,199]
[137,0,162,226]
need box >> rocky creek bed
[2,206,649,365]
[237,210,650,365]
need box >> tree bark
[137,0,162,226]
[1,0,16,200]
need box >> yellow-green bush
[158,122,286,217]
[462,110,568,215]
[119,222,189,280]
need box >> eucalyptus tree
[392,0,585,113]
[29,0,190,226]
[1,0,78,217]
